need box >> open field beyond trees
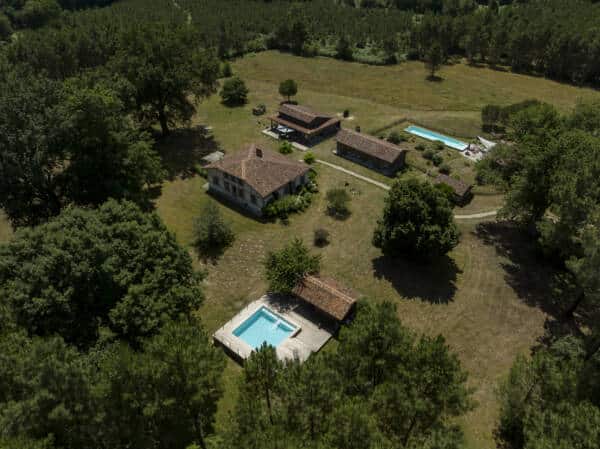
[1,52,598,449]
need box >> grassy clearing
[156,160,547,449]
[154,52,595,448]
[233,51,600,137]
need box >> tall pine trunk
[158,107,170,136]
[564,291,585,319]
[266,386,273,425]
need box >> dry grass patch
[155,157,547,449]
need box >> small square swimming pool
[233,306,298,349]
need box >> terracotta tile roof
[433,174,472,197]
[207,144,310,197]
[279,103,328,125]
[292,275,358,321]
[269,114,341,137]
[335,128,408,164]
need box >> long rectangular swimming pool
[233,306,298,349]
[405,125,468,151]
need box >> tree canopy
[373,178,459,259]
[264,238,320,294]
[0,320,224,449]
[225,301,472,449]
[0,71,164,227]
[192,200,235,262]
[278,79,298,102]
[497,336,600,449]
[0,200,203,347]
[220,76,249,106]
[111,23,220,135]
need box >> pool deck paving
[213,294,335,363]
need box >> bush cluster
[263,190,313,220]
[279,140,293,154]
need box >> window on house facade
[224,181,230,192]
[212,177,220,186]
[250,194,257,205]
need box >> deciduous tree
[112,23,219,136]
[0,200,203,346]
[373,178,459,259]
[192,200,235,262]
[220,76,249,106]
[278,79,298,102]
[264,238,320,293]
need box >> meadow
[153,51,600,448]
[2,52,598,449]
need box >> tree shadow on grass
[426,75,443,82]
[325,207,351,221]
[474,221,565,319]
[372,254,461,304]
[154,125,220,180]
[475,221,590,352]
[206,190,268,224]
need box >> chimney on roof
[256,147,263,158]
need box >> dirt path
[316,159,498,220]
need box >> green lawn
[233,51,600,138]
[165,52,598,448]
[154,52,600,448]
[156,161,547,449]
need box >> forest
[2,0,600,85]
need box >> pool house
[213,275,358,363]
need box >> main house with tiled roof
[269,103,341,144]
[206,144,311,215]
[335,128,408,176]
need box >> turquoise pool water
[233,306,297,349]
[405,125,468,151]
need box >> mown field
[155,52,599,449]
[2,52,597,449]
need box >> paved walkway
[454,210,498,220]
[316,159,498,220]
[262,129,309,151]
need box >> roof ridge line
[305,275,355,304]
[342,128,400,147]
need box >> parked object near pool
[405,125,469,151]
[269,103,341,145]
[477,136,497,152]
